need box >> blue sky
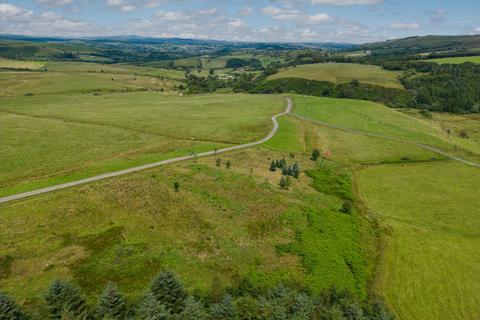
[1,0,479,43]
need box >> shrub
[459,130,469,139]
[311,149,321,161]
[174,182,180,192]
[225,160,232,169]
[216,158,221,167]
[341,201,353,214]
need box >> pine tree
[0,293,30,320]
[45,280,89,320]
[292,163,300,179]
[225,160,232,169]
[137,294,170,320]
[180,297,208,320]
[97,282,128,319]
[45,280,65,319]
[281,165,288,176]
[275,159,281,168]
[150,271,187,314]
[269,161,277,172]
[211,295,237,320]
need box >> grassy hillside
[426,56,480,64]
[357,162,480,320]
[360,35,480,56]
[268,63,403,89]
[0,93,285,196]
[291,95,451,149]
[44,61,185,79]
[0,71,178,97]
[0,146,376,313]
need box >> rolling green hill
[268,63,403,89]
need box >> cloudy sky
[1,0,479,43]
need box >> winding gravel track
[0,98,293,204]
[291,113,480,168]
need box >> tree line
[1,271,394,320]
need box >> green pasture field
[0,58,47,70]
[0,93,285,196]
[174,57,202,68]
[265,116,443,165]
[0,71,178,97]
[268,63,404,89]
[44,61,185,79]
[427,55,480,64]
[357,161,480,320]
[0,147,376,314]
[291,95,452,150]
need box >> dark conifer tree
[150,271,187,314]
[269,161,277,172]
[97,282,128,319]
[137,294,170,320]
[0,293,30,320]
[180,297,208,320]
[211,295,237,320]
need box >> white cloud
[311,0,382,5]
[261,6,331,24]
[0,3,31,16]
[390,22,420,30]
[155,10,191,21]
[228,18,246,29]
[120,5,135,12]
[240,6,252,16]
[475,27,480,33]
[35,0,75,7]
[199,8,218,15]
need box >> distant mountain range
[0,34,355,51]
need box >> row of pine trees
[1,271,394,320]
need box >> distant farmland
[268,63,404,89]
[427,56,480,64]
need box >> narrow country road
[291,113,480,168]
[0,98,293,204]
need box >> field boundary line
[290,113,480,168]
[0,98,292,204]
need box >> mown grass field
[0,93,285,196]
[357,162,480,320]
[268,63,403,89]
[427,56,480,64]
[0,58,46,70]
[0,146,376,314]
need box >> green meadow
[0,58,47,70]
[0,93,285,196]
[268,63,404,89]
[0,71,178,97]
[357,162,480,320]
[427,56,480,64]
